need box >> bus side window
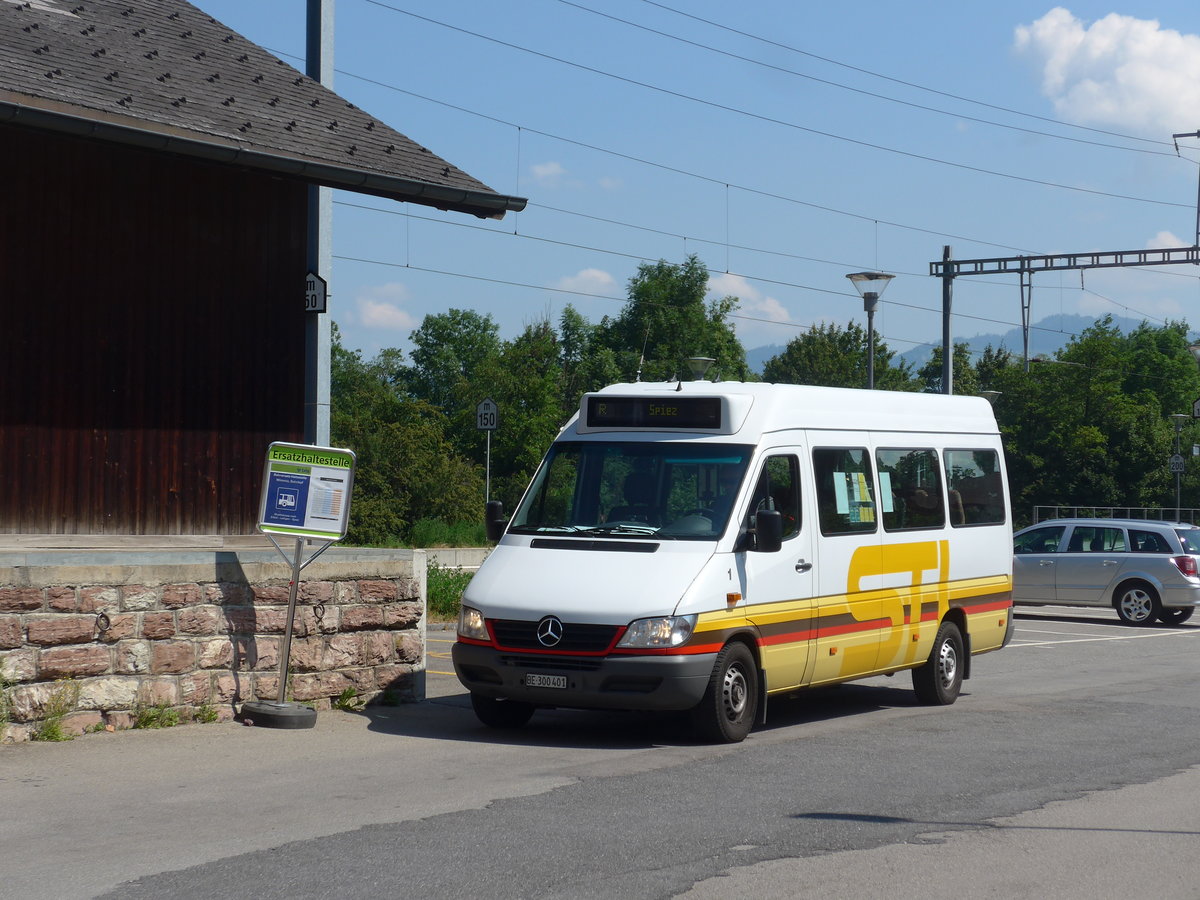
[877,448,944,532]
[943,449,1006,526]
[814,447,877,536]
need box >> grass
[428,562,474,621]
[331,687,365,711]
[31,678,80,742]
[133,701,180,730]
[408,518,487,548]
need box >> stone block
[177,606,221,636]
[340,605,385,631]
[151,641,195,675]
[47,586,78,611]
[96,613,137,643]
[0,616,22,649]
[1,649,37,682]
[138,678,178,706]
[299,581,334,604]
[79,587,120,613]
[252,584,290,605]
[197,638,234,669]
[121,586,158,612]
[357,580,399,602]
[384,602,421,629]
[27,615,97,646]
[0,588,43,612]
[161,583,202,609]
[180,672,212,705]
[78,675,139,711]
[38,645,111,679]
[141,611,177,640]
[114,640,151,674]
[395,631,424,664]
[205,582,249,605]
[213,673,242,703]
[363,631,394,666]
[61,711,104,736]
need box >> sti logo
[276,489,299,510]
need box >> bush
[427,563,473,621]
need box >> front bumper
[452,641,717,711]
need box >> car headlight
[616,614,697,649]
[458,605,489,642]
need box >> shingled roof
[0,0,526,218]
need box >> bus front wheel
[690,642,759,743]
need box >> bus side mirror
[485,500,507,543]
[753,508,782,553]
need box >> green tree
[405,309,501,410]
[331,326,483,545]
[595,255,750,383]
[917,342,979,395]
[761,321,915,390]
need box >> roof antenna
[634,323,651,383]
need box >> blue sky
[192,0,1200,362]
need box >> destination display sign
[585,396,722,429]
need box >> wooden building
[0,0,525,537]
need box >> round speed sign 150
[476,398,498,431]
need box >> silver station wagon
[1013,518,1200,625]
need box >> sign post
[476,398,498,503]
[241,442,355,729]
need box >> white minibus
[453,380,1014,742]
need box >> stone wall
[0,543,426,742]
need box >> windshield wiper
[582,524,660,536]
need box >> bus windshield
[508,441,754,540]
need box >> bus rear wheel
[690,642,758,743]
[912,620,963,705]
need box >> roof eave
[0,100,527,220]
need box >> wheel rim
[936,638,958,688]
[1119,589,1153,622]
[721,662,748,721]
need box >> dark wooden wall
[2,126,308,534]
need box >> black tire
[1157,606,1194,626]
[690,642,759,743]
[470,693,535,729]
[912,620,964,706]
[1113,581,1160,625]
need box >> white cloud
[530,161,567,186]
[356,282,417,331]
[1146,230,1186,249]
[1014,9,1200,134]
[553,268,617,296]
[708,273,791,324]
[598,176,623,191]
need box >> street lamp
[1171,413,1190,521]
[846,272,895,389]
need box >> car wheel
[1113,582,1161,626]
[690,642,758,743]
[1157,607,1195,626]
[470,693,535,729]
[912,620,964,705]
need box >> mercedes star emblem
[536,615,564,647]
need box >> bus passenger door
[742,452,815,693]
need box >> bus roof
[570,381,999,438]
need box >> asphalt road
[4,609,1200,900]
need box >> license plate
[525,673,567,689]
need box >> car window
[1175,528,1200,554]
[1065,526,1126,552]
[1130,529,1172,553]
[1014,525,1064,553]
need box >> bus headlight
[617,614,697,648]
[458,605,489,641]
